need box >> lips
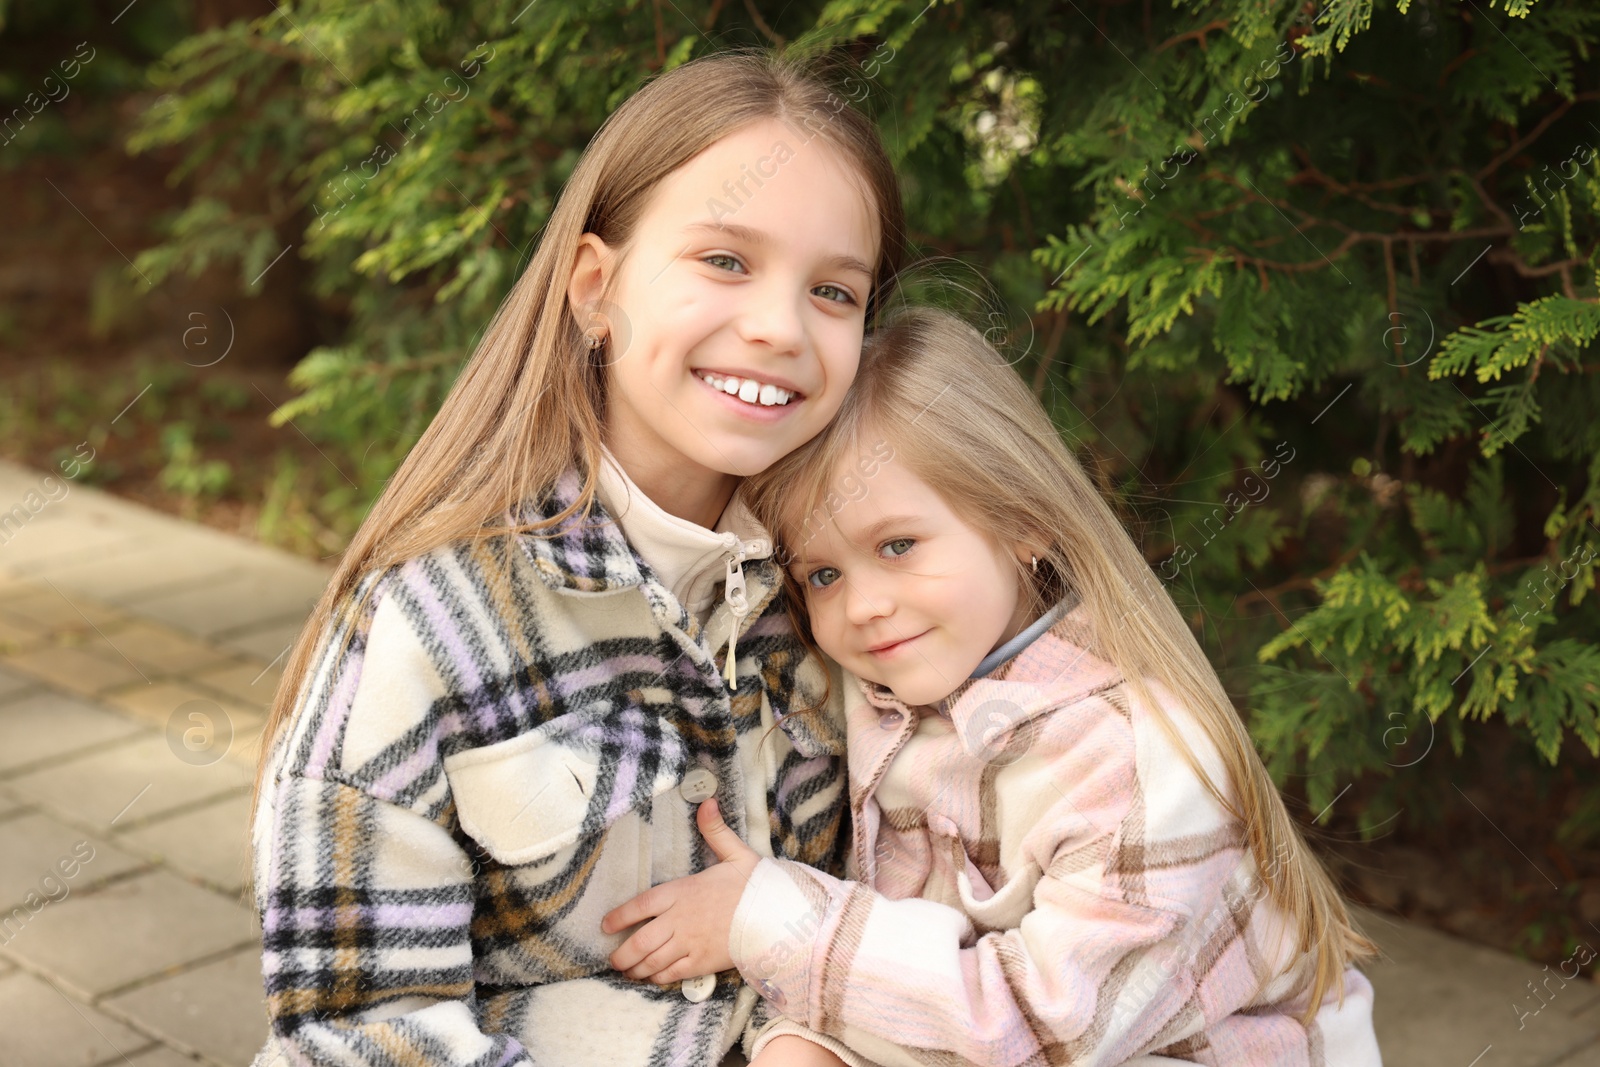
[865,630,929,657]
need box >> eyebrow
[681,220,875,281]
[854,515,925,544]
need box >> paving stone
[24,539,248,609]
[0,969,151,1067]
[5,869,258,998]
[213,622,302,666]
[0,515,140,574]
[101,679,263,735]
[0,610,45,652]
[0,663,37,701]
[133,572,322,642]
[118,795,252,895]
[93,620,238,676]
[0,584,129,633]
[0,692,146,774]
[1360,903,1600,1066]
[0,640,151,699]
[190,660,282,714]
[0,811,145,914]
[107,947,269,1067]
[112,1047,212,1067]
[4,732,252,828]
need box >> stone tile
[0,515,140,574]
[95,619,237,676]
[0,663,37,701]
[24,539,245,609]
[1547,1040,1600,1066]
[213,621,303,666]
[115,1047,213,1067]
[0,691,146,773]
[190,660,282,714]
[0,640,151,699]
[0,969,152,1067]
[0,584,129,632]
[0,811,145,913]
[0,609,46,652]
[1360,904,1600,1066]
[5,869,258,998]
[119,794,252,895]
[107,947,270,1067]
[134,572,322,642]
[101,679,263,735]
[5,732,252,828]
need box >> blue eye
[881,538,914,558]
[814,283,857,305]
[807,566,841,589]
[704,253,746,273]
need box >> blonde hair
[250,48,907,827]
[740,304,1380,1028]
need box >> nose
[737,279,805,356]
[842,571,892,628]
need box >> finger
[602,885,666,935]
[697,798,758,864]
[625,936,688,982]
[609,918,673,973]
[651,954,707,985]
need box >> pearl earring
[584,330,606,350]
[1031,554,1039,574]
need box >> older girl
[602,305,1385,1066]
[248,49,906,1067]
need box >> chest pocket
[445,696,690,866]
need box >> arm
[253,568,536,1066]
[724,813,1226,1067]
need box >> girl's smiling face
[568,117,880,519]
[792,439,1038,707]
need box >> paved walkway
[0,457,1596,1067]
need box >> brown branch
[1383,237,1402,363]
[1030,309,1070,397]
[743,0,785,46]
[1155,18,1229,52]
[651,0,667,68]
[1477,93,1600,180]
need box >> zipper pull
[723,555,750,689]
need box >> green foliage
[124,0,1599,895]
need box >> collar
[855,592,1121,741]
[592,448,770,625]
[970,592,1079,678]
[508,467,780,673]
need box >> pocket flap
[445,706,686,866]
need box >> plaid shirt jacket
[249,469,848,1067]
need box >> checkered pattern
[729,604,1383,1067]
[250,469,847,1067]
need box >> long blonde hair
[250,47,907,825]
[740,304,1380,1028]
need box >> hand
[601,797,763,983]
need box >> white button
[879,711,902,730]
[680,768,718,804]
[682,973,716,1002]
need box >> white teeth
[696,370,794,406]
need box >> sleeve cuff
[729,857,833,1025]
[745,1016,882,1067]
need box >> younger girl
[602,305,1385,1066]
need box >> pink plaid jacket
[728,601,1383,1066]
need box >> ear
[1011,538,1049,570]
[566,232,613,331]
